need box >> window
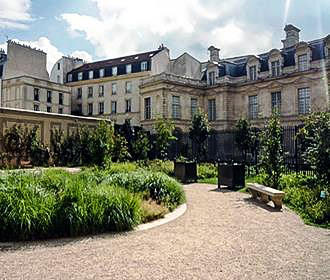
[191,98,198,118]
[125,81,132,94]
[99,85,104,97]
[111,101,117,114]
[77,104,82,114]
[47,106,52,113]
[99,68,105,78]
[89,70,94,79]
[88,103,93,115]
[172,96,181,119]
[271,60,281,77]
[298,88,311,114]
[58,108,63,114]
[112,66,117,76]
[78,72,83,81]
[57,75,60,83]
[208,99,216,121]
[68,74,72,82]
[88,87,93,98]
[57,63,60,70]
[271,92,281,113]
[34,104,39,111]
[126,64,132,74]
[298,54,308,71]
[208,71,215,85]
[141,61,148,71]
[125,99,132,113]
[144,97,151,120]
[33,88,39,101]
[99,102,104,114]
[77,88,82,99]
[59,93,63,105]
[248,95,258,119]
[249,65,257,81]
[47,91,52,103]
[112,83,117,95]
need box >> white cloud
[0,37,92,73]
[0,0,32,29]
[210,22,273,58]
[60,0,257,60]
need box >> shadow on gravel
[0,231,131,252]
[242,197,283,213]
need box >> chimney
[208,46,220,63]
[282,24,300,48]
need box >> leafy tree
[235,118,256,161]
[299,112,330,187]
[259,113,284,189]
[111,134,131,162]
[154,117,176,159]
[189,109,210,162]
[132,130,151,160]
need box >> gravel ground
[0,184,329,280]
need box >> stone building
[140,24,330,131]
[50,56,84,84]
[0,41,71,114]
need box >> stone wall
[0,108,103,146]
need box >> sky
[0,0,330,73]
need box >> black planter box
[174,161,197,183]
[218,163,245,189]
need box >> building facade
[139,25,330,131]
[0,41,72,114]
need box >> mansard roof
[70,49,162,73]
[217,37,327,78]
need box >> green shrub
[106,162,138,174]
[142,160,174,176]
[197,163,217,179]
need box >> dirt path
[1,184,329,280]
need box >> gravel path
[1,184,329,280]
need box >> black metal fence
[167,126,314,176]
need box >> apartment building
[66,46,170,126]
[0,41,71,114]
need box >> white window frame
[271,60,280,77]
[125,99,132,113]
[298,88,311,114]
[248,95,258,119]
[88,70,94,79]
[99,68,105,78]
[298,54,308,71]
[78,72,83,81]
[271,91,281,113]
[249,65,257,81]
[208,99,216,121]
[191,98,198,118]
[172,95,181,119]
[99,102,104,114]
[125,81,132,94]
[144,97,151,120]
[126,64,132,74]
[141,61,148,71]
[208,71,215,85]
[111,101,117,114]
[68,74,72,82]
[99,85,104,97]
[112,83,117,95]
[112,66,117,76]
[88,87,93,98]
[88,103,93,115]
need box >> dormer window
[249,65,257,81]
[298,54,308,71]
[89,70,94,79]
[208,71,215,85]
[126,64,132,74]
[99,68,105,78]
[112,66,117,76]
[271,60,280,77]
[141,61,148,71]
[78,72,83,81]
[68,74,72,82]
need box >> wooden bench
[247,183,285,209]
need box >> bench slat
[247,183,284,196]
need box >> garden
[0,110,329,243]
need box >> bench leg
[249,189,258,199]
[272,197,283,209]
[260,193,270,203]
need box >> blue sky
[0,0,330,72]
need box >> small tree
[132,130,151,161]
[299,112,330,186]
[111,134,131,162]
[259,113,284,189]
[235,118,255,161]
[154,117,176,159]
[189,109,210,162]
